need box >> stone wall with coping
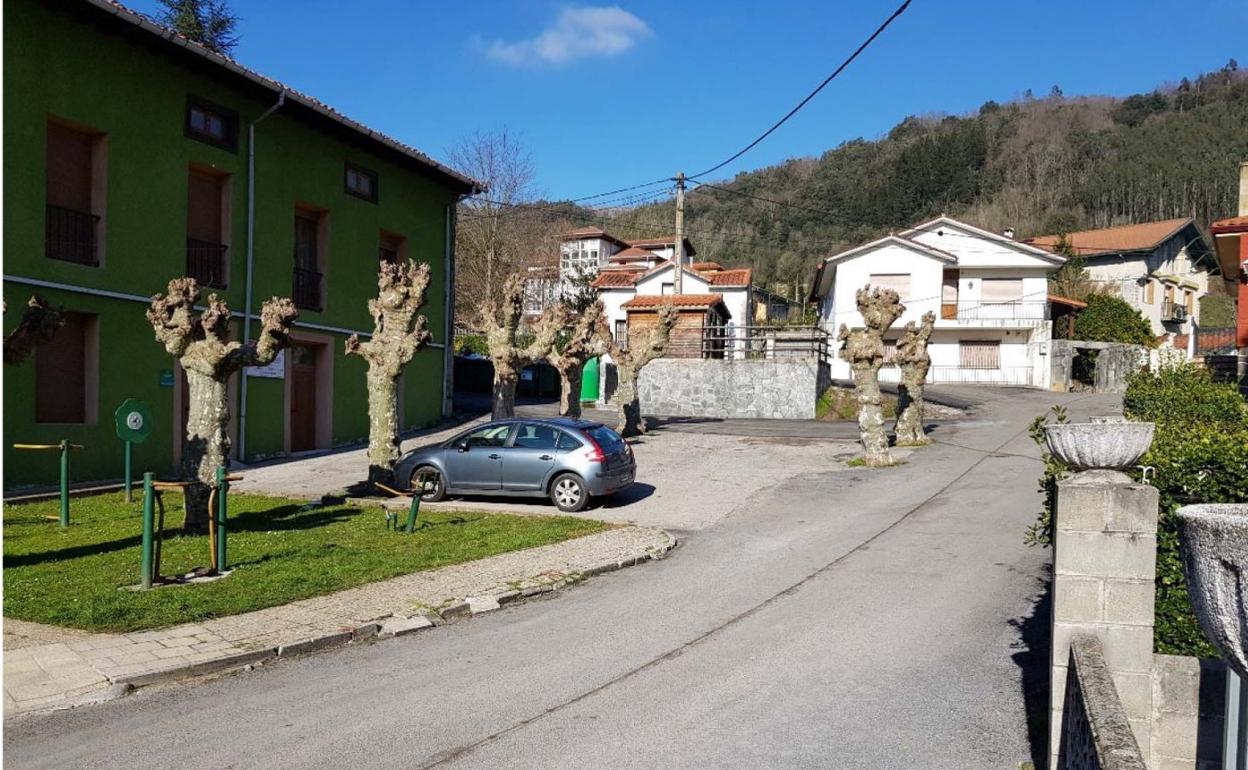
[637,358,825,420]
[1151,654,1227,770]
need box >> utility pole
[673,171,685,295]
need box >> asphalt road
[5,388,1118,769]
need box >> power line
[687,0,913,181]
[688,180,854,222]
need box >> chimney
[1239,161,1248,217]
[1002,226,1015,239]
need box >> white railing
[940,301,1049,323]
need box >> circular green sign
[114,398,153,444]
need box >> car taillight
[582,431,606,463]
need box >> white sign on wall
[246,349,285,379]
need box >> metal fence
[292,267,323,311]
[187,237,228,289]
[45,204,98,265]
[700,325,829,361]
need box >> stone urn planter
[1176,503,1248,680]
[1044,421,1155,481]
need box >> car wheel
[411,466,446,502]
[550,473,588,513]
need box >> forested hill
[592,63,1248,298]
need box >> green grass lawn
[3,491,609,633]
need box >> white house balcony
[936,300,1049,327]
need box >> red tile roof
[690,261,724,272]
[1025,218,1192,255]
[622,294,725,310]
[561,228,631,247]
[590,272,640,288]
[90,0,479,193]
[705,268,752,287]
[1211,215,1248,233]
[608,246,658,260]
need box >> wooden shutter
[46,122,93,212]
[959,340,999,369]
[35,312,89,423]
[1144,281,1155,304]
[981,278,1023,303]
[187,169,223,243]
[868,273,910,301]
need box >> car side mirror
[456,440,470,453]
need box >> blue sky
[131,1,1247,200]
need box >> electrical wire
[687,0,913,181]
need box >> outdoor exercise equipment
[376,470,438,533]
[113,398,152,502]
[139,469,242,589]
[12,440,84,526]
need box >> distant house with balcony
[810,216,1065,387]
[3,0,478,488]
[1026,218,1218,336]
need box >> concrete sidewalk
[3,526,674,719]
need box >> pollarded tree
[838,286,905,467]
[147,278,297,529]
[599,303,677,437]
[894,311,935,446]
[547,299,605,420]
[345,260,432,485]
[3,296,63,366]
[479,273,563,420]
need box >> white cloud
[484,6,653,67]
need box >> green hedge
[1124,363,1248,657]
[1073,294,1156,347]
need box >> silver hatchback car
[393,418,636,512]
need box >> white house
[1026,218,1218,336]
[810,215,1065,388]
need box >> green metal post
[59,440,70,526]
[404,495,420,533]
[141,472,154,590]
[216,466,228,571]
[124,440,133,503]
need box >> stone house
[1026,218,1219,336]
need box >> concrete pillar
[1050,471,1159,768]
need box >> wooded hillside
[568,63,1248,300]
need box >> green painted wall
[3,0,459,489]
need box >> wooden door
[289,345,318,452]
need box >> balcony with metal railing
[186,237,228,289]
[937,300,1049,325]
[1160,299,1187,323]
[292,266,323,311]
[45,204,99,266]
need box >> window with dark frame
[184,96,238,150]
[345,163,378,203]
[293,209,324,311]
[379,231,404,264]
[45,119,103,266]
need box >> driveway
[234,397,861,532]
[5,387,1119,769]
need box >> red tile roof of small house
[590,271,641,288]
[622,294,726,310]
[561,228,632,247]
[690,261,724,272]
[1211,215,1248,233]
[629,235,697,257]
[608,246,659,261]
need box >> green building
[3,0,479,490]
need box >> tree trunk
[558,360,583,419]
[851,361,892,466]
[894,376,929,447]
[182,369,230,531]
[614,364,645,436]
[366,364,401,483]
[493,362,518,419]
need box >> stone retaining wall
[637,358,826,420]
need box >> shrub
[453,334,488,356]
[1124,362,1247,425]
[1199,293,1236,328]
[1073,294,1155,347]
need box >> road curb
[97,531,677,698]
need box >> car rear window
[584,425,624,448]
[556,431,583,451]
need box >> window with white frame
[981,278,1024,304]
[868,273,910,301]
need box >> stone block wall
[1051,474,1160,768]
[637,358,821,420]
[1151,655,1227,770]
